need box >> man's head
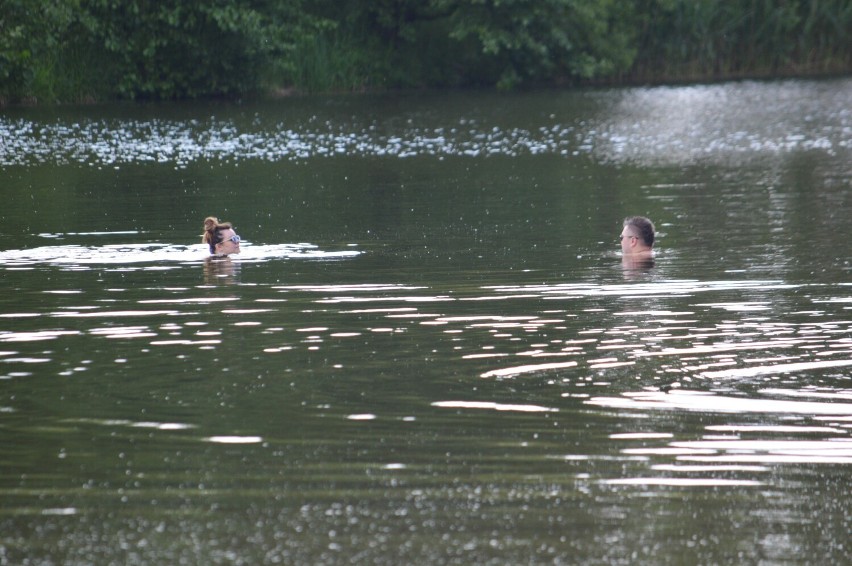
[620,216,655,255]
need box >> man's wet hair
[624,216,655,247]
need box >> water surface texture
[1,79,851,565]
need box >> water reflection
[588,388,852,415]
[431,400,558,412]
[621,255,655,274]
[1,79,849,168]
[203,257,240,285]
[0,274,846,392]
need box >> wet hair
[623,216,655,247]
[202,216,233,254]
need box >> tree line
[1,0,850,103]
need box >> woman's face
[215,228,241,256]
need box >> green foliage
[629,0,852,81]
[78,0,324,99]
[0,0,326,101]
[436,0,637,88]
[1,0,849,102]
[284,30,383,92]
[0,0,86,101]
[295,0,639,90]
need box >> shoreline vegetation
[1,0,850,106]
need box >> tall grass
[27,43,111,103]
[282,32,385,93]
[627,0,852,83]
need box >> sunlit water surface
[1,78,850,565]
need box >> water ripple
[586,389,852,415]
[0,241,360,268]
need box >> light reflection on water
[1,79,849,168]
[0,239,360,267]
[588,389,852,416]
[2,263,848,421]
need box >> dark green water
[1,79,850,564]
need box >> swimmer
[202,216,241,256]
[620,216,654,269]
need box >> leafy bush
[1,0,849,102]
[79,0,324,99]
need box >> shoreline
[3,68,850,108]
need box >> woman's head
[202,216,241,256]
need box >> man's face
[620,226,638,254]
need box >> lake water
[1,78,851,564]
